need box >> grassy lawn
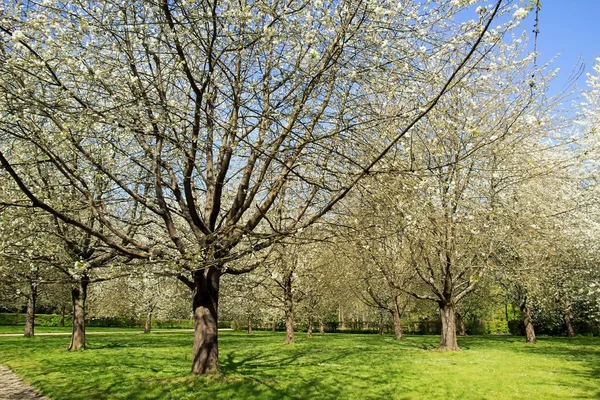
[0,331,598,399]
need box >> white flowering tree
[0,0,518,373]
[333,19,559,349]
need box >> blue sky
[524,0,600,92]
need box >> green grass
[0,331,598,399]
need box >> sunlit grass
[0,331,598,399]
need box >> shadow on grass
[4,332,600,399]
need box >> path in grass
[0,332,599,399]
[0,365,49,400]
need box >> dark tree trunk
[283,271,295,344]
[563,307,575,338]
[456,312,466,336]
[438,302,459,350]
[520,302,536,343]
[60,305,66,327]
[24,283,37,337]
[307,319,313,338]
[144,311,153,334]
[191,267,221,375]
[392,309,403,340]
[68,277,89,351]
[246,315,252,334]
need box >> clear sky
[526,0,600,93]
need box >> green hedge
[0,313,238,330]
[0,313,71,327]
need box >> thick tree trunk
[191,267,221,375]
[521,303,536,343]
[456,312,466,336]
[24,283,37,337]
[68,277,89,351]
[392,309,403,340]
[307,319,313,338]
[246,315,252,334]
[438,302,459,351]
[144,311,153,333]
[285,307,294,344]
[563,307,575,338]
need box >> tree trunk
[60,305,66,327]
[284,271,295,344]
[24,283,37,337]
[339,307,346,330]
[438,302,459,350]
[307,319,313,338]
[285,307,294,344]
[144,310,153,333]
[456,312,466,336]
[319,319,325,334]
[520,303,536,343]
[563,307,575,338]
[246,315,252,334]
[392,309,403,340]
[272,319,277,332]
[191,267,221,375]
[68,277,89,351]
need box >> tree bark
[319,319,325,334]
[68,277,89,350]
[392,309,403,340]
[307,319,313,338]
[246,315,252,334]
[438,302,459,350]
[285,307,294,344]
[272,319,277,332]
[60,305,66,327]
[563,306,575,338]
[284,271,295,344]
[520,303,536,343]
[339,307,346,330]
[392,296,406,340]
[191,267,221,375]
[144,311,153,333]
[24,282,37,337]
[456,312,466,336]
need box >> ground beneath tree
[0,366,48,400]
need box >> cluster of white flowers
[513,7,529,20]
